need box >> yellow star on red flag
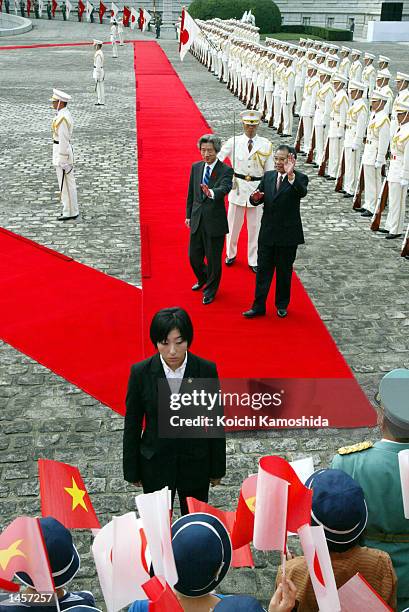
[64,477,88,511]
[0,539,26,570]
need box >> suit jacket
[123,352,226,491]
[251,170,308,247]
[186,160,233,237]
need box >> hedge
[281,24,353,41]
[188,0,282,34]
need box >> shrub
[188,0,282,34]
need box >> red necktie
[277,174,283,191]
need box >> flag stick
[281,550,286,580]
[54,592,61,612]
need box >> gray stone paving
[0,21,408,608]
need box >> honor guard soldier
[294,46,307,116]
[313,65,334,167]
[339,46,351,78]
[376,69,394,115]
[272,54,285,130]
[332,368,409,612]
[326,74,349,180]
[362,53,377,101]
[218,110,274,272]
[93,40,105,106]
[360,90,390,217]
[281,54,296,136]
[378,55,390,71]
[342,81,368,197]
[117,17,124,45]
[383,100,409,239]
[391,72,409,138]
[50,89,79,221]
[110,20,118,58]
[299,63,320,155]
[349,49,363,82]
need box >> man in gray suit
[186,135,233,305]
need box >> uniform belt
[53,140,59,144]
[234,173,263,182]
[366,531,409,543]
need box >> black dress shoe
[343,193,353,198]
[361,210,372,217]
[353,207,366,213]
[203,295,214,305]
[192,280,206,291]
[326,176,336,181]
[385,233,402,240]
[312,163,319,168]
[249,265,258,273]
[242,308,265,318]
[57,214,79,220]
[225,256,236,266]
[277,308,288,318]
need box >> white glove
[60,163,72,173]
[374,161,382,169]
[352,145,358,152]
[337,129,344,138]
[401,179,409,188]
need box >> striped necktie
[203,165,211,185]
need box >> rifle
[294,117,304,153]
[318,136,329,176]
[335,150,345,192]
[352,160,365,210]
[401,223,409,257]
[370,178,388,232]
[306,127,315,164]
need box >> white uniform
[273,63,284,128]
[110,24,118,58]
[349,60,363,82]
[385,123,409,235]
[218,134,274,266]
[380,84,394,116]
[117,19,124,45]
[314,81,334,165]
[343,98,368,195]
[362,64,376,100]
[362,110,390,213]
[52,107,78,219]
[93,48,105,105]
[339,56,351,79]
[294,56,307,114]
[300,74,320,153]
[391,89,409,138]
[328,88,349,178]
[281,64,296,135]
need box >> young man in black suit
[243,145,308,319]
[123,307,226,515]
[186,134,233,305]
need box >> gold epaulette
[374,116,390,130]
[338,440,373,455]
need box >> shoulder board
[54,116,70,129]
[338,440,373,455]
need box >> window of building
[302,16,311,25]
[326,17,334,27]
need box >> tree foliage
[188,0,282,34]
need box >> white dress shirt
[160,353,188,393]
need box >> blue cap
[215,595,265,611]
[305,469,368,545]
[16,517,80,589]
[171,513,232,597]
[379,368,409,431]
[68,608,102,612]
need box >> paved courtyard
[0,20,408,607]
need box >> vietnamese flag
[138,7,143,30]
[26,0,31,16]
[187,497,254,568]
[0,517,54,593]
[122,4,130,26]
[51,0,57,16]
[78,0,85,19]
[0,577,20,592]
[143,577,183,611]
[38,459,100,530]
[98,0,105,23]
[231,474,257,550]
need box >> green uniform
[332,440,409,611]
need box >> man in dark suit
[243,145,308,318]
[186,134,233,305]
[123,307,226,515]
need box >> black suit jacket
[186,160,233,237]
[251,170,308,247]
[123,352,226,491]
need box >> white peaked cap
[50,88,71,102]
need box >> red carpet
[134,42,376,428]
[0,228,142,414]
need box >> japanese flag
[179,8,200,61]
[110,0,118,18]
[65,0,72,19]
[298,524,341,612]
[130,7,138,30]
[141,7,151,31]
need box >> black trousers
[189,221,225,298]
[253,243,298,311]
[172,485,209,516]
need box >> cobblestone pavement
[0,22,408,607]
